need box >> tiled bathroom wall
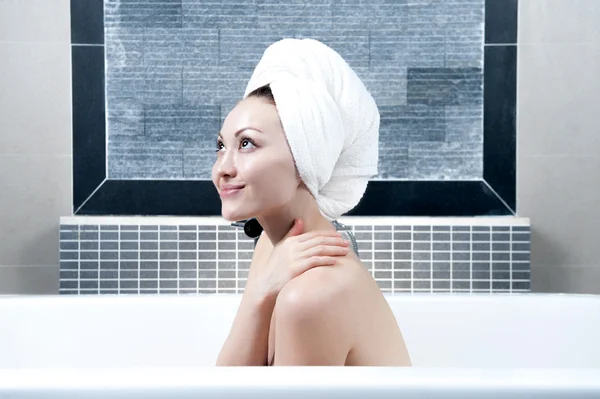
[72,0,517,217]
[59,217,531,295]
[104,0,485,181]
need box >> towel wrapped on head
[243,38,380,220]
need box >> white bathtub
[0,293,599,398]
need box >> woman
[213,39,411,366]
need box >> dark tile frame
[70,0,518,216]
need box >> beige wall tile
[0,265,59,295]
[520,0,600,44]
[532,264,600,294]
[0,42,71,155]
[518,43,600,156]
[0,155,71,266]
[518,155,600,267]
[0,0,70,43]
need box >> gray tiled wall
[59,218,530,295]
[105,0,484,181]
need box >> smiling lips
[219,183,245,198]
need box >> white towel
[243,38,380,220]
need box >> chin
[221,206,254,222]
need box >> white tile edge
[60,215,531,227]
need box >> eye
[240,137,256,149]
[215,139,224,152]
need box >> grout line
[429,227,433,294]
[510,226,513,294]
[71,43,105,46]
[77,230,81,295]
[235,229,239,294]
[216,226,220,294]
[489,226,492,293]
[137,225,141,294]
[61,215,531,226]
[469,226,474,293]
[61,221,532,296]
[450,226,454,294]
[97,228,101,294]
[157,228,160,294]
[197,226,200,295]
[73,178,108,215]
[370,225,375,279]
[391,226,395,294]
[410,225,414,294]
[482,180,516,215]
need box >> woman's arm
[215,219,350,366]
[271,265,354,366]
[216,234,275,366]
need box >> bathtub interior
[0,293,599,369]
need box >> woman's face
[212,96,300,221]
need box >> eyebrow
[218,127,264,138]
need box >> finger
[296,230,343,243]
[302,244,350,259]
[299,236,349,251]
[294,256,338,275]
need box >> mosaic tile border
[59,217,531,295]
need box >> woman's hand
[247,218,350,301]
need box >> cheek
[211,159,220,187]
[243,152,298,196]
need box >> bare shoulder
[275,254,367,322]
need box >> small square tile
[394,251,411,260]
[374,241,392,250]
[413,233,431,241]
[472,242,490,251]
[140,232,158,240]
[374,252,392,260]
[159,232,177,240]
[120,232,138,240]
[432,252,450,261]
[452,281,471,290]
[414,252,430,261]
[393,280,412,290]
[452,226,470,232]
[432,233,450,241]
[159,261,177,270]
[394,261,411,270]
[452,233,470,242]
[394,271,411,279]
[160,280,177,289]
[374,261,392,270]
[395,241,411,250]
[413,242,430,251]
[414,226,431,232]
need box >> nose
[215,148,237,180]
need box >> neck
[256,189,335,246]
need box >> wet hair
[246,84,276,106]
